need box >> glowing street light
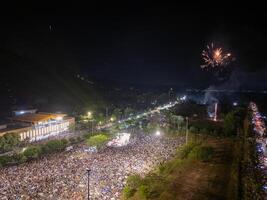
[110,117,115,122]
[156,130,161,136]
[87,111,92,118]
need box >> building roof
[12,113,66,124]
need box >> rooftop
[12,113,67,124]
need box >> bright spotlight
[156,131,160,136]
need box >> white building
[0,112,75,142]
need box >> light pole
[106,107,108,123]
[91,120,94,133]
[186,117,189,144]
[86,168,91,200]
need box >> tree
[224,112,236,136]
[112,108,123,120]
[175,115,184,131]
[86,134,109,148]
[94,113,105,124]
[124,107,135,117]
[224,108,246,136]
[169,114,184,132]
[0,133,20,153]
[144,122,158,133]
[23,146,42,159]
[42,139,68,154]
[189,126,198,134]
[232,107,246,133]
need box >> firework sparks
[201,43,233,69]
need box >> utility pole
[106,107,108,123]
[86,168,91,200]
[91,120,94,133]
[186,117,189,144]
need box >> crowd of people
[250,102,267,190]
[0,133,184,200]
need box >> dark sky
[1,3,267,87]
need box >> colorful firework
[201,43,233,69]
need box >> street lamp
[86,168,91,200]
[186,117,189,144]
[87,112,92,118]
[90,120,94,133]
[156,130,161,136]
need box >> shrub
[223,112,236,136]
[201,128,209,135]
[137,175,165,199]
[0,155,13,167]
[159,159,183,175]
[0,137,72,168]
[212,129,218,135]
[123,186,136,199]
[189,126,198,134]
[176,142,201,159]
[138,184,150,199]
[0,133,21,153]
[12,153,27,164]
[127,174,142,188]
[86,134,109,148]
[61,139,68,146]
[188,146,214,161]
[23,146,42,159]
[69,137,76,144]
[76,136,83,143]
[123,175,142,199]
[42,139,68,154]
[83,133,92,139]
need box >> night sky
[1,3,267,87]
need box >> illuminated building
[0,112,75,142]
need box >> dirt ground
[171,138,234,200]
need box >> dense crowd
[250,102,267,191]
[0,133,184,200]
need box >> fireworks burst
[201,43,233,69]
